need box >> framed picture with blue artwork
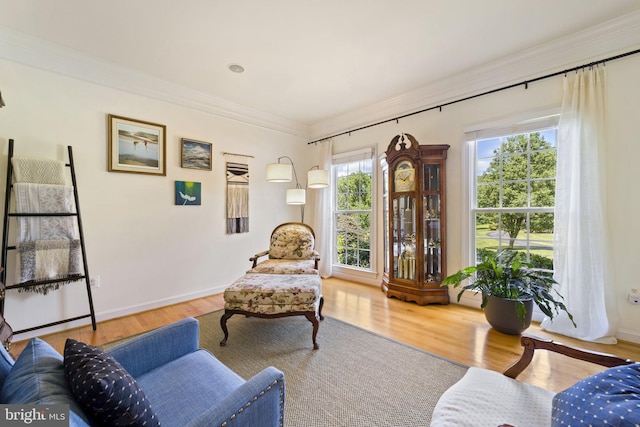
[181,138,213,170]
[175,181,201,205]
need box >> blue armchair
[0,317,285,426]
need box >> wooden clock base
[381,280,450,306]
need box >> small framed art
[175,181,201,205]
[181,138,213,170]
[108,114,166,176]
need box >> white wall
[606,54,640,343]
[329,55,640,344]
[2,52,639,345]
[0,59,314,338]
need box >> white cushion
[431,367,555,427]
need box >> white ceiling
[2,0,640,138]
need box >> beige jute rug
[196,310,467,427]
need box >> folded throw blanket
[13,183,76,242]
[11,157,66,185]
[15,239,82,294]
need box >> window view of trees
[474,130,557,270]
[334,160,373,269]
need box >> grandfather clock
[381,133,450,305]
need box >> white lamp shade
[286,188,306,205]
[267,163,292,182]
[307,169,329,188]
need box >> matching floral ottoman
[220,273,324,350]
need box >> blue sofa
[0,317,285,426]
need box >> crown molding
[310,10,640,140]
[0,25,310,139]
[3,8,640,143]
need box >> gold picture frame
[181,138,213,171]
[108,114,166,176]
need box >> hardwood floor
[9,277,640,392]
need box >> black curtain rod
[308,47,640,145]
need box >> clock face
[394,161,415,191]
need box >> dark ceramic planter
[484,295,533,335]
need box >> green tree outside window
[475,131,556,269]
[335,167,373,268]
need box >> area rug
[197,310,468,426]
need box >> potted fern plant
[442,250,575,335]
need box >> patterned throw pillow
[63,339,160,426]
[551,363,640,426]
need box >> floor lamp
[266,157,328,222]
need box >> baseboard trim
[14,282,640,347]
[329,269,379,287]
[455,293,482,309]
[454,294,640,345]
[616,328,640,345]
[13,285,228,342]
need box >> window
[469,117,558,270]
[332,148,374,270]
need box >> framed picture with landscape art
[108,114,166,176]
[181,138,213,170]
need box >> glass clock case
[381,134,450,305]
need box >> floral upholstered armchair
[223,222,324,349]
[248,222,320,275]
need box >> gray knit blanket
[15,239,82,294]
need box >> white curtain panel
[311,139,333,278]
[541,66,619,343]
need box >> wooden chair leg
[219,311,234,346]
[304,312,320,350]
